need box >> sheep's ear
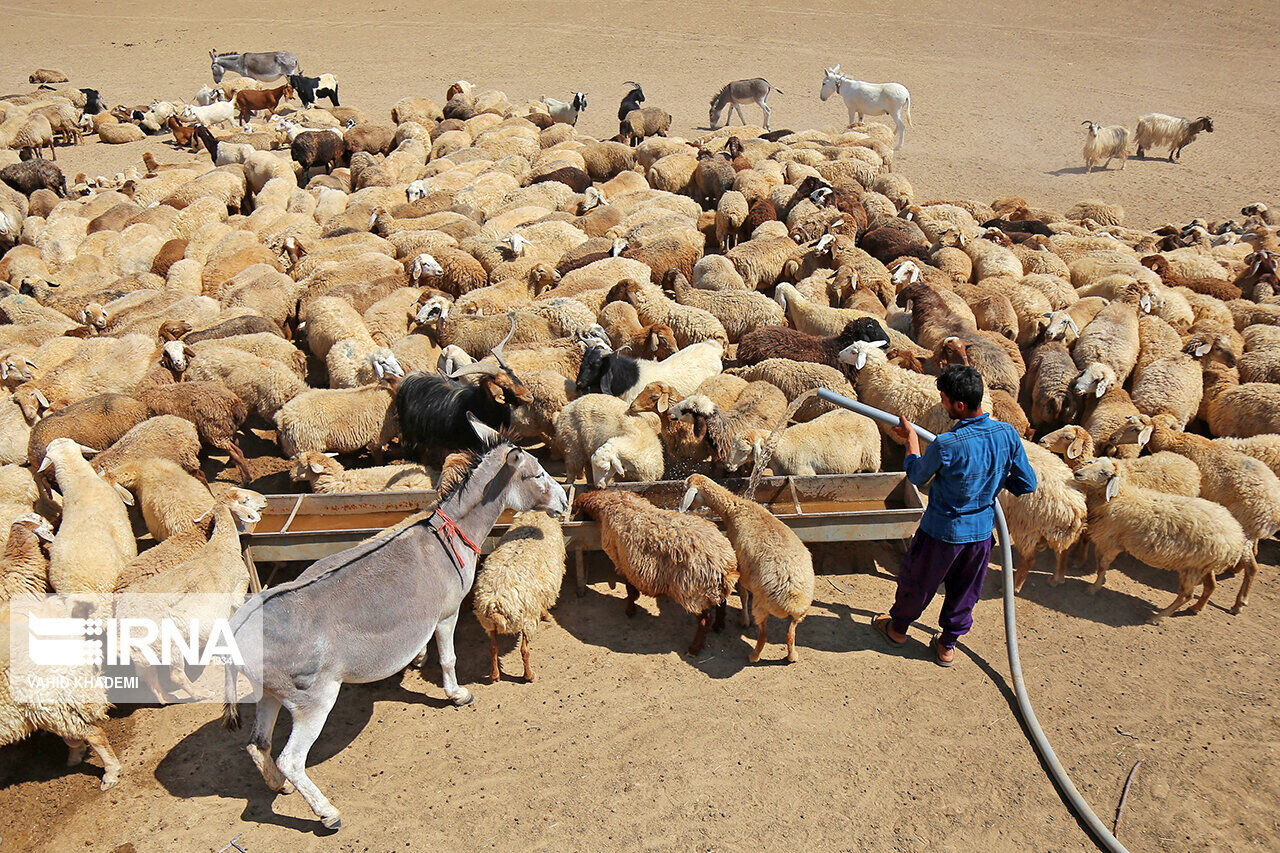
[873,339,889,349]
[34,389,49,408]
[1094,379,1109,398]
[324,451,339,458]
[612,455,625,477]
[1104,475,1120,503]
[1194,341,1211,357]
[1137,425,1153,447]
[1066,317,1079,335]
[656,391,670,413]
[1066,436,1085,459]
[77,444,98,456]
[678,485,698,513]
[33,524,55,542]
[309,460,325,473]
[113,483,135,506]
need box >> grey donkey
[221,414,569,830]
[709,78,781,131]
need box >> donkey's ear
[466,412,500,446]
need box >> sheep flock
[1,60,1279,803]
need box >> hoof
[1048,576,1063,587]
[1230,605,1243,615]
[100,775,119,790]
[1146,615,1164,626]
[523,672,535,683]
[269,779,295,795]
[450,688,475,707]
[787,653,798,663]
[321,814,342,830]
[748,653,761,664]
[1087,584,1102,596]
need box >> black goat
[574,344,641,397]
[396,320,532,456]
[981,217,1053,238]
[617,82,645,122]
[288,73,340,108]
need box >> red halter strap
[427,508,481,582]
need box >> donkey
[221,414,568,830]
[209,49,299,84]
[709,78,780,131]
[819,64,913,149]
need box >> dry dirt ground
[2,1,1280,851]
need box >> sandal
[872,614,906,647]
[930,634,955,668]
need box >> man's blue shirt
[904,413,1037,544]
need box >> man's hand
[893,417,922,457]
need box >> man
[872,365,1037,666]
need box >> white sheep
[290,451,434,493]
[472,511,567,683]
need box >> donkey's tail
[771,85,785,95]
[221,663,241,730]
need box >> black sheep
[736,319,889,375]
[617,82,645,122]
[0,160,65,197]
[981,217,1053,238]
[291,130,345,178]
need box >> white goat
[182,101,236,127]
[195,85,224,105]
[819,65,912,149]
[1134,113,1214,162]
[541,93,587,126]
[1082,121,1130,172]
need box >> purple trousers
[889,530,994,649]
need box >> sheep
[574,339,724,403]
[1201,360,1280,438]
[573,489,737,655]
[1134,114,1214,162]
[1071,286,1144,383]
[619,106,670,147]
[669,381,787,470]
[679,474,812,661]
[1072,457,1254,620]
[90,415,203,482]
[589,417,665,487]
[291,130,345,179]
[472,510,566,683]
[725,235,801,290]
[996,439,1088,591]
[290,450,434,493]
[838,339,991,440]
[103,457,213,542]
[276,381,399,458]
[183,345,305,423]
[10,115,56,160]
[1238,349,1280,384]
[0,608,121,790]
[0,513,54,599]
[1024,339,1080,430]
[737,317,888,375]
[665,269,783,343]
[553,393,663,486]
[26,392,151,475]
[1038,424,1201,497]
[1081,121,1130,172]
[0,160,66,197]
[1214,435,1280,478]
[1128,336,1204,428]
[723,358,856,422]
[1111,413,1280,555]
[727,404,881,477]
[38,438,137,594]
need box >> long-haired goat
[1135,114,1213,162]
[396,319,532,456]
[1081,121,1130,172]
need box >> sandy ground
[2,1,1280,851]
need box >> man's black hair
[937,365,984,410]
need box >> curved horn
[448,361,502,379]
[490,314,518,370]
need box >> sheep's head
[411,253,444,284]
[12,385,51,423]
[12,512,55,544]
[406,180,427,202]
[590,444,626,488]
[643,324,678,360]
[1242,202,1268,218]
[411,290,451,328]
[161,340,195,375]
[1071,363,1117,399]
[1073,457,1122,501]
[1041,311,1080,344]
[1081,120,1100,136]
[158,319,193,341]
[1195,116,1214,133]
[724,430,766,473]
[837,339,889,371]
[936,336,969,367]
[837,317,891,349]
[574,343,610,394]
[627,381,678,416]
[290,450,340,482]
[580,186,607,212]
[890,259,921,289]
[503,233,533,258]
[79,302,107,333]
[436,344,474,378]
[0,352,37,388]
[1108,414,1155,451]
[529,263,561,294]
[1038,425,1090,460]
[1183,332,1236,367]
[368,349,405,382]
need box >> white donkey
[819,65,913,149]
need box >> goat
[233,83,294,121]
[617,82,645,122]
[541,92,588,126]
[395,318,532,456]
[288,73,340,108]
[166,117,199,151]
[1081,121,1130,172]
[1135,114,1213,162]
